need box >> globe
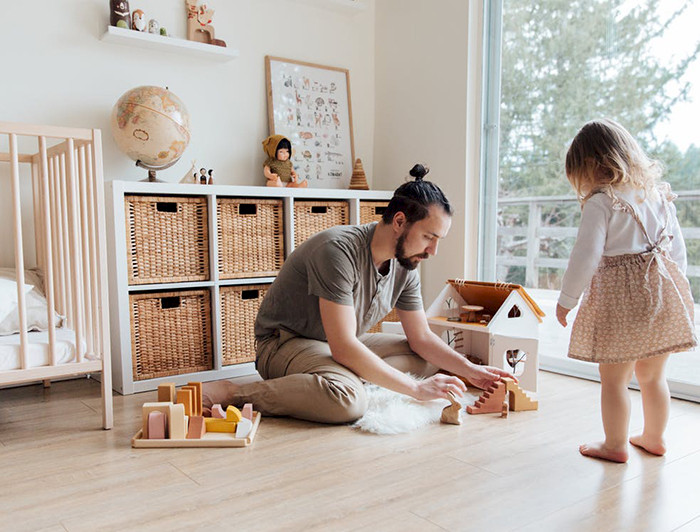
[110,86,191,173]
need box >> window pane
[495,0,700,395]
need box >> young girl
[556,118,697,463]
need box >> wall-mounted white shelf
[294,0,367,15]
[101,26,239,61]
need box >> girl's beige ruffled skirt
[569,251,697,363]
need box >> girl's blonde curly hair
[565,118,663,203]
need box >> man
[203,165,512,423]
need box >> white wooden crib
[0,122,113,429]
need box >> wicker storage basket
[125,195,209,285]
[293,200,349,247]
[217,198,285,279]
[220,284,269,365]
[368,308,400,334]
[360,200,390,224]
[130,289,213,380]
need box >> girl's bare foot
[629,435,666,456]
[579,441,629,463]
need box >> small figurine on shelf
[148,18,160,34]
[349,158,369,190]
[179,160,197,184]
[185,0,227,47]
[160,27,168,36]
[262,135,308,188]
[132,9,146,31]
[207,169,214,184]
[199,168,208,184]
[110,0,131,29]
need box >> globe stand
[136,159,179,182]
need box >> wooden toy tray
[131,411,261,448]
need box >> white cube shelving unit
[106,180,392,394]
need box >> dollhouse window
[507,305,521,318]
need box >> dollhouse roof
[445,279,545,323]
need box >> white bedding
[0,328,84,371]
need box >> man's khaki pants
[232,331,437,424]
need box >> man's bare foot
[629,434,666,456]
[579,441,629,463]
[201,380,238,417]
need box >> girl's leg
[630,353,671,456]
[579,361,635,463]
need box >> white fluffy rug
[351,383,480,435]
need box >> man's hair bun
[409,163,430,181]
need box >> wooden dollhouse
[424,280,545,392]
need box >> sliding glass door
[480,0,700,401]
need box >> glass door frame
[478,0,700,403]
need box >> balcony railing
[496,191,700,289]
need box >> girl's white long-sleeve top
[558,185,687,310]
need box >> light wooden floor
[1,371,699,532]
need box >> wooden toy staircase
[467,377,538,414]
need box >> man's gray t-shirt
[254,223,423,341]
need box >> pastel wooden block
[176,389,194,416]
[226,405,242,423]
[205,417,237,433]
[241,403,253,421]
[211,404,226,419]
[148,411,167,439]
[142,402,172,439]
[157,383,176,403]
[235,417,253,438]
[187,415,206,439]
[168,402,187,439]
[181,386,198,417]
[187,382,203,416]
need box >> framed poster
[265,56,355,189]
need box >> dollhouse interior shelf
[427,316,489,332]
[294,0,367,15]
[101,26,239,61]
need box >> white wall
[374,0,482,303]
[0,0,375,267]
[0,0,375,185]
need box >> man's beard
[395,232,429,270]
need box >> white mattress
[0,328,84,371]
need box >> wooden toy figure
[262,134,308,188]
[132,9,146,31]
[148,18,160,34]
[110,0,131,29]
[185,0,227,46]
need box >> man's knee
[318,377,367,423]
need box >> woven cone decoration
[349,158,369,190]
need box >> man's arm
[397,307,514,390]
[319,298,465,400]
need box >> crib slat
[31,160,45,270]
[77,145,94,355]
[65,139,85,363]
[9,134,29,369]
[49,156,65,317]
[85,145,101,357]
[59,153,73,329]
[39,136,57,366]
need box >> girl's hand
[556,303,570,327]
[413,374,466,401]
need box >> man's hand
[556,303,570,327]
[463,363,514,390]
[413,374,466,401]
